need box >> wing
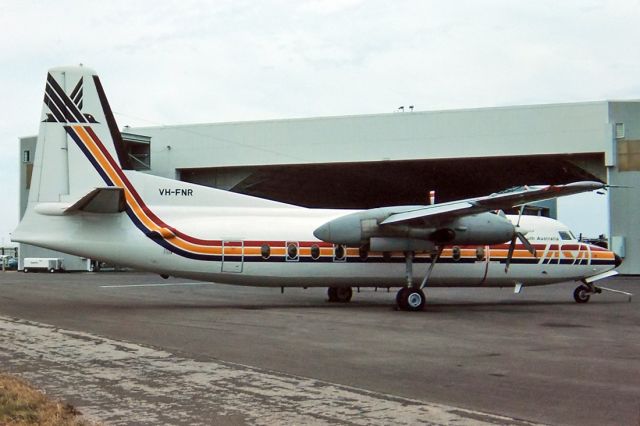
[380,181,605,226]
[314,181,606,249]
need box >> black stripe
[128,208,221,261]
[590,260,616,265]
[72,88,83,108]
[45,85,75,122]
[43,95,65,122]
[73,90,83,106]
[46,74,86,123]
[93,75,133,170]
[65,127,114,185]
[70,78,82,102]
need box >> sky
[1,0,639,246]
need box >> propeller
[504,206,537,273]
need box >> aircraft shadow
[76,298,626,313]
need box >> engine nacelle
[430,212,515,245]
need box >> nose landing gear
[574,281,633,303]
[573,284,600,303]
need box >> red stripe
[84,126,226,246]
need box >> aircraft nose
[614,253,623,268]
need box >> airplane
[12,65,625,311]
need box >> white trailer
[23,258,63,273]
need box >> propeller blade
[516,232,537,257]
[504,235,517,273]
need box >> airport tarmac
[0,271,638,425]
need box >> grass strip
[0,373,91,425]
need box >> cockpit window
[558,231,573,241]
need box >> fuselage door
[221,240,244,273]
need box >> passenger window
[310,244,320,260]
[476,246,485,261]
[286,242,299,261]
[359,246,369,260]
[334,244,346,261]
[452,246,461,261]
[261,244,270,260]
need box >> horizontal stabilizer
[65,187,126,214]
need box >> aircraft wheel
[397,287,425,311]
[573,285,591,303]
[327,287,338,302]
[335,287,353,302]
[328,286,352,303]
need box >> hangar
[18,100,640,273]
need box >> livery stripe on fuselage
[67,125,227,260]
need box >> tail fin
[29,65,130,204]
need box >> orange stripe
[75,126,224,255]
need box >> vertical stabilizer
[30,65,129,204]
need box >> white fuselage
[15,201,616,289]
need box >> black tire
[328,286,352,303]
[396,288,409,310]
[397,288,425,311]
[327,287,338,302]
[23,268,28,273]
[49,268,55,273]
[335,287,352,303]
[573,285,591,303]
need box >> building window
[615,123,625,139]
[22,150,30,163]
[617,140,640,171]
[25,164,33,189]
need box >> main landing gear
[326,248,441,310]
[395,248,442,312]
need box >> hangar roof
[128,100,632,173]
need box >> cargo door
[221,241,244,273]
